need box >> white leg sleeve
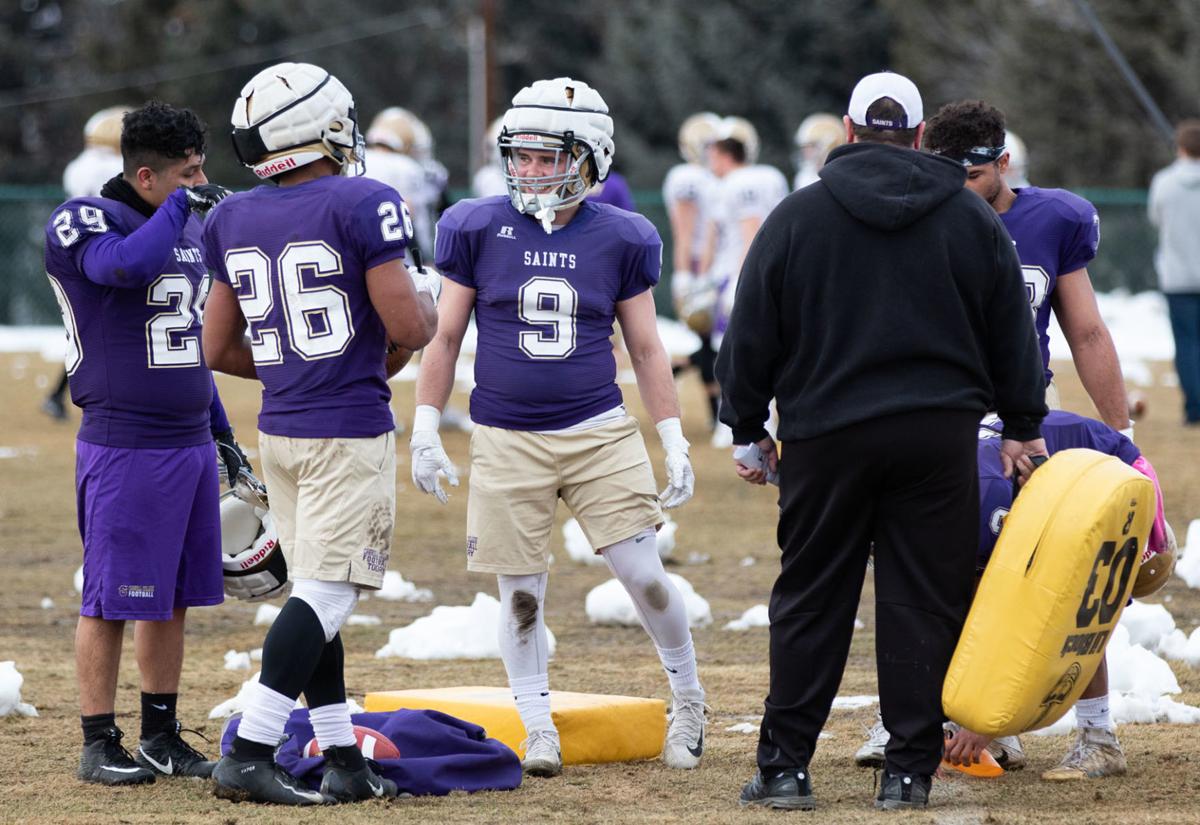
[290,579,359,643]
[496,573,550,680]
[602,529,701,694]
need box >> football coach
[718,72,1049,811]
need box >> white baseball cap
[847,72,923,130]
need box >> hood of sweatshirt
[819,142,968,231]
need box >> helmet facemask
[500,128,598,233]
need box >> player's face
[708,145,735,178]
[512,147,570,193]
[964,161,1003,206]
[142,149,208,208]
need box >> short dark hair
[1177,119,1200,158]
[711,137,746,164]
[923,100,1006,158]
[851,98,919,147]
[121,101,207,174]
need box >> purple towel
[220,708,522,796]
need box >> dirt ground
[2,350,1199,825]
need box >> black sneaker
[318,747,399,803]
[738,768,816,810]
[212,753,330,805]
[136,721,216,778]
[875,770,931,810]
[78,727,156,786]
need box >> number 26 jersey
[435,197,662,431]
[201,175,410,438]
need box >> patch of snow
[373,570,433,603]
[39,597,53,609]
[254,603,281,626]
[1173,519,1200,589]
[73,565,83,594]
[346,614,381,626]
[375,593,556,660]
[724,604,769,631]
[831,695,878,710]
[0,662,37,717]
[223,650,251,671]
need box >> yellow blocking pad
[365,686,666,764]
[943,449,1154,738]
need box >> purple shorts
[76,439,223,620]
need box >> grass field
[2,351,1199,824]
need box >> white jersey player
[792,112,845,190]
[365,108,439,257]
[472,116,507,198]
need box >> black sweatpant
[757,409,979,777]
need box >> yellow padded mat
[365,686,666,764]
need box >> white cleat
[988,734,1026,770]
[1041,726,1125,781]
[663,689,708,769]
[855,712,889,768]
[521,729,562,778]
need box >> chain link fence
[0,186,1156,326]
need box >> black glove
[214,429,250,489]
[184,184,233,216]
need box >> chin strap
[534,204,556,234]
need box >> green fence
[1,186,1156,326]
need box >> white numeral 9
[518,276,578,359]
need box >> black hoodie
[715,141,1046,444]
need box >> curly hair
[120,100,207,174]
[923,100,1006,157]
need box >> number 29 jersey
[43,197,213,448]
[436,197,662,431]
[201,175,410,438]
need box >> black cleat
[78,727,156,786]
[42,396,68,420]
[212,753,330,806]
[136,721,216,778]
[875,770,931,810]
[318,746,399,803]
[738,768,816,810]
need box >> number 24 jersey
[436,197,662,431]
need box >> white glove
[408,264,442,306]
[409,405,458,504]
[656,417,694,509]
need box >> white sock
[238,682,297,747]
[1075,696,1112,730]
[308,701,356,750]
[510,673,554,736]
[657,640,702,695]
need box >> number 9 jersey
[43,196,214,447]
[201,175,410,438]
[436,196,662,430]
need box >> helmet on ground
[231,62,363,180]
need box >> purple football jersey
[976,410,1139,568]
[1000,187,1100,383]
[436,197,662,430]
[587,171,637,213]
[202,176,410,438]
[43,197,214,448]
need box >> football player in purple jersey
[43,101,245,786]
[411,77,704,778]
[201,63,437,805]
[925,102,1132,436]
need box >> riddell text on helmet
[240,539,275,570]
[256,156,297,178]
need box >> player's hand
[1000,437,1049,486]
[183,184,232,215]
[656,417,694,509]
[734,436,778,486]
[214,429,251,489]
[409,429,458,504]
[943,727,991,766]
[408,264,442,306]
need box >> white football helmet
[220,489,288,602]
[678,112,721,165]
[1004,130,1030,187]
[717,116,760,164]
[231,62,364,180]
[366,107,424,156]
[499,77,615,233]
[793,113,845,171]
[84,106,132,152]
